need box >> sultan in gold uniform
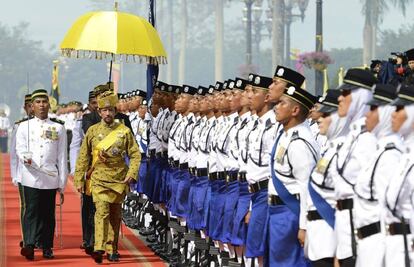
[74,91,141,263]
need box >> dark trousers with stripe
[22,186,56,249]
[18,183,42,246]
[81,193,95,248]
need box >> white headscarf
[371,105,394,139]
[340,88,373,136]
[326,112,346,140]
[398,104,414,138]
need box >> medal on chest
[42,126,58,140]
[316,157,329,174]
[276,146,286,164]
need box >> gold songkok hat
[97,91,118,109]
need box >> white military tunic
[15,117,68,191]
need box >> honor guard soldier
[269,85,319,266]
[230,78,255,265]
[10,94,34,249]
[268,65,305,104]
[74,91,141,263]
[193,85,216,235]
[16,89,68,260]
[353,84,401,267]
[244,74,277,266]
[306,89,343,266]
[333,68,378,267]
[384,85,414,267]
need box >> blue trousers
[222,180,240,242]
[245,189,268,258]
[231,181,251,246]
[266,205,310,267]
[174,170,191,218]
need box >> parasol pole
[108,60,113,82]
[108,2,118,83]
[26,72,30,151]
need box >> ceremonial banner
[49,60,60,110]
[146,0,159,102]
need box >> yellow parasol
[60,4,167,80]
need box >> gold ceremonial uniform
[74,119,141,253]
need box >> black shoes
[107,252,120,262]
[85,246,94,256]
[92,250,104,264]
[42,248,54,259]
[20,246,34,261]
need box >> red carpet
[0,154,166,266]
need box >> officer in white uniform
[306,89,343,267]
[353,84,402,267]
[269,85,319,266]
[10,94,33,248]
[384,85,414,267]
[244,74,277,266]
[16,89,68,260]
[332,68,378,267]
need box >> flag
[323,68,329,94]
[146,0,159,103]
[338,67,344,86]
[49,60,60,110]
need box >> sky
[1,0,413,54]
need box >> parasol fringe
[60,48,168,65]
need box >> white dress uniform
[332,118,377,260]
[157,108,171,153]
[15,117,68,191]
[188,115,205,170]
[217,112,239,172]
[384,136,414,267]
[161,110,177,153]
[69,118,84,174]
[195,116,216,170]
[179,113,195,165]
[270,121,320,230]
[306,137,344,261]
[10,117,29,185]
[129,111,139,136]
[309,119,327,148]
[135,117,148,153]
[353,134,403,267]
[237,112,257,174]
[168,114,184,162]
[148,108,163,153]
[208,115,225,174]
[246,110,279,185]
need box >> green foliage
[0,22,53,122]
[377,24,414,58]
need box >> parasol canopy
[60,10,167,65]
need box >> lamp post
[315,0,323,96]
[252,2,264,66]
[243,0,254,65]
[284,0,309,67]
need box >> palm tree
[215,0,224,82]
[362,0,412,65]
[178,0,187,84]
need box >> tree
[0,22,54,122]
[361,0,412,64]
